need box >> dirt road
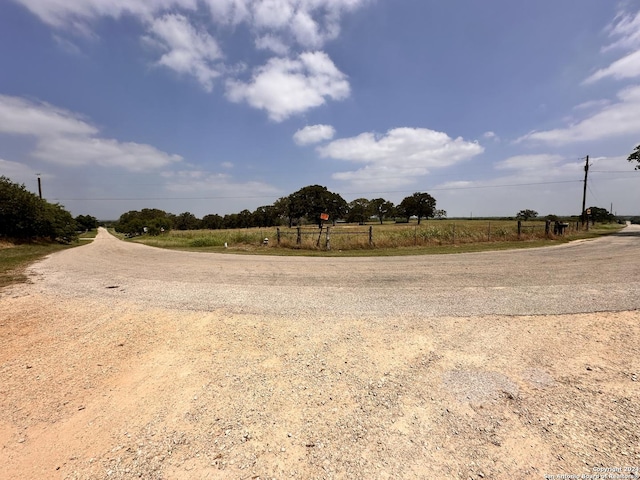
[1,228,639,479]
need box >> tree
[75,214,98,231]
[398,192,437,224]
[202,213,224,229]
[115,208,172,235]
[628,144,640,169]
[287,185,348,227]
[346,198,371,224]
[370,198,394,224]
[174,212,201,230]
[516,209,538,221]
[252,205,280,227]
[586,206,615,224]
[0,176,77,242]
[433,209,447,220]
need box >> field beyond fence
[128,220,623,254]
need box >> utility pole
[36,173,42,199]
[581,155,589,229]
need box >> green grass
[0,229,103,288]
[127,221,624,257]
[0,242,72,288]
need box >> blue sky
[1,0,639,219]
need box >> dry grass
[128,221,623,255]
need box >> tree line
[115,185,444,235]
[0,176,99,242]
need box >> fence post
[326,226,331,250]
[277,227,281,245]
[297,227,301,245]
[487,222,491,242]
[369,225,373,246]
[545,220,550,237]
[517,220,522,239]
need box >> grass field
[129,220,624,256]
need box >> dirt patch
[1,292,638,479]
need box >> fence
[277,226,373,250]
[274,221,571,251]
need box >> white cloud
[12,0,196,32]
[0,95,97,137]
[255,34,290,55]
[319,127,484,188]
[226,51,350,121]
[0,95,182,171]
[518,85,640,145]
[0,158,39,185]
[603,9,640,52]
[146,14,224,91]
[162,169,281,200]
[584,50,640,84]
[15,0,366,49]
[494,154,564,171]
[32,136,182,171]
[585,7,640,84]
[293,124,336,145]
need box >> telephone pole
[36,173,42,199]
[581,155,589,228]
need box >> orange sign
[320,213,329,221]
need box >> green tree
[346,198,371,224]
[287,185,348,227]
[433,209,447,220]
[174,212,201,230]
[75,214,98,231]
[202,213,224,229]
[516,209,538,221]
[370,198,394,224]
[627,144,640,169]
[398,192,437,224]
[115,208,172,235]
[252,205,280,227]
[0,176,77,242]
[586,206,615,224]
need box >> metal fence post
[296,227,301,245]
[369,225,373,246]
[277,227,281,245]
[517,220,522,240]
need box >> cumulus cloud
[0,95,181,171]
[14,0,367,117]
[146,14,224,91]
[319,127,484,188]
[293,124,336,145]
[518,85,640,145]
[226,52,350,121]
[15,0,366,50]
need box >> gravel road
[27,226,640,316]
[1,227,639,480]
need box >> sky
[1,0,639,220]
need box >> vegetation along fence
[272,220,574,251]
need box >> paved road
[25,226,640,317]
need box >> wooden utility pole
[36,174,42,199]
[581,156,589,228]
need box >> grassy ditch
[128,221,624,256]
